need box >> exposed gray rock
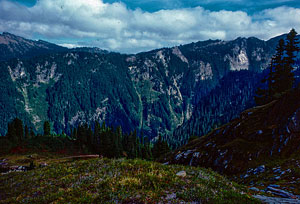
[176,171,187,177]
[273,167,281,173]
[275,176,281,180]
[254,165,265,174]
[39,163,48,168]
[253,195,300,204]
[165,193,177,200]
[269,184,280,188]
[266,186,296,199]
[249,187,260,192]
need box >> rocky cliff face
[0,33,281,137]
[124,37,278,137]
[168,89,300,175]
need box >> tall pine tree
[272,39,286,96]
[255,29,299,105]
[43,121,51,136]
[24,125,29,140]
[152,135,170,159]
[6,118,24,143]
[282,28,299,91]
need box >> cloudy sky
[1,0,300,53]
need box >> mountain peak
[0,32,67,61]
[0,32,25,41]
[2,32,16,36]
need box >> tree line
[3,118,170,160]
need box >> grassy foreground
[0,155,259,203]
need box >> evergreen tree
[71,127,77,140]
[127,130,137,158]
[7,121,17,143]
[272,39,285,96]
[76,123,93,153]
[43,121,51,136]
[99,128,111,157]
[30,128,35,138]
[255,40,285,105]
[141,135,152,160]
[76,124,85,152]
[86,125,93,152]
[114,126,123,157]
[282,28,299,91]
[101,121,106,131]
[94,121,101,153]
[6,118,24,143]
[106,127,123,158]
[14,118,24,142]
[24,125,29,139]
[152,135,170,159]
[255,29,299,105]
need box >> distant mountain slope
[168,88,300,175]
[0,52,140,135]
[171,34,300,146]
[70,47,109,54]
[124,37,279,138]
[170,71,261,148]
[0,32,284,137]
[0,32,68,61]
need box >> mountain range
[0,32,290,142]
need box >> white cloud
[57,43,82,48]
[0,0,300,53]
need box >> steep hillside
[0,33,282,138]
[0,52,139,135]
[171,71,261,148]
[0,32,67,61]
[168,88,300,175]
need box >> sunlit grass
[0,155,259,203]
